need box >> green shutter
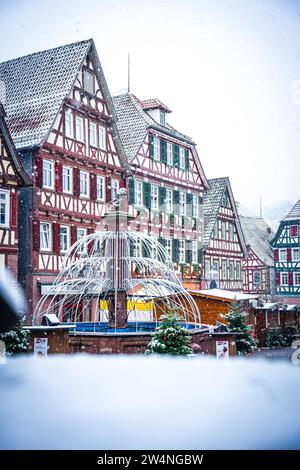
[199,195,203,218]
[185,148,190,171]
[158,237,166,248]
[173,144,179,167]
[160,139,167,164]
[130,240,134,257]
[149,134,154,158]
[142,242,148,258]
[173,190,180,215]
[187,193,193,217]
[143,182,151,209]
[128,178,135,205]
[197,248,202,264]
[172,239,180,262]
[159,187,167,207]
[186,240,192,263]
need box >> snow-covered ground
[0,355,299,450]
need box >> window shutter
[142,242,148,258]
[73,167,80,197]
[128,178,135,205]
[186,249,192,264]
[197,248,202,264]
[35,155,43,188]
[71,225,77,246]
[129,239,134,257]
[90,174,97,200]
[106,176,111,202]
[173,144,179,168]
[160,139,167,164]
[149,134,154,158]
[287,248,292,261]
[186,193,193,217]
[158,237,166,248]
[199,195,203,218]
[53,223,60,254]
[185,148,190,171]
[159,187,166,207]
[275,249,279,261]
[55,161,62,192]
[143,182,151,209]
[119,178,126,189]
[276,272,281,285]
[10,192,18,229]
[173,190,180,214]
[32,220,40,252]
[288,272,293,286]
[172,239,180,263]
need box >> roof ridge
[283,199,300,220]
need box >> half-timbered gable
[113,92,209,288]
[0,104,31,278]
[203,178,247,291]
[239,215,274,295]
[271,200,300,304]
[0,39,129,319]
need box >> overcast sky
[0,0,299,215]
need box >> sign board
[216,340,229,360]
[34,337,48,357]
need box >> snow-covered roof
[139,98,171,113]
[190,288,259,301]
[283,200,300,222]
[239,215,274,267]
[203,177,247,255]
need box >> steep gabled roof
[0,39,129,173]
[204,177,247,255]
[0,104,31,185]
[239,215,274,266]
[283,200,300,222]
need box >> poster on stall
[216,340,229,360]
[34,337,48,357]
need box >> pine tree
[225,302,257,355]
[0,321,29,356]
[145,308,193,356]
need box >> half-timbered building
[0,104,31,278]
[203,178,247,290]
[0,40,129,320]
[113,93,209,289]
[239,215,274,296]
[271,200,300,304]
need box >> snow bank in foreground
[0,355,299,450]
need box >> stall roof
[189,289,259,302]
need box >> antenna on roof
[127,52,130,93]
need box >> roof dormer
[139,98,171,126]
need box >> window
[166,189,173,213]
[192,240,197,264]
[192,195,199,218]
[179,192,186,216]
[133,238,141,258]
[166,142,173,165]
[221,222,226,240]
[134,181,143,206]
[99,126,106,149]
[290,225,299,237]
[89,122,97,147]
[236,262,241,280]
[179,147,185,169]
[279,249,287,262]
[111,179,119,201]
[165,239,172,260]
[65,109,73,138]
[43,159,54,189]
[63,166,73,194]
[253,271,261,286]
[75,116,84,142]
[229,224,234,241]
[214,222,219,239]
[213,259,219,272]
[40,222,51,251]
[179,240,185,264]
[80,171,89,197]
[229,261,234,279]
[96,175,105,201]
[153,137,160,161]
[151,240,158,259]
[222,259,227,279]
[83,69,95,95]
[294,272,300,286]
[159,111,165,126]
[60,225,70,253]
[281,272,288,286]
[292,248,300,261]
[222,193,229,208]
[151,185,159,210]
[0,191,9,227]
[77,228,87,253]
[205,259,210,276]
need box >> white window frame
[166,142,173,165]
[98,126,106,150]
[179,240,185,264]
[96,175,105,201]
[253,270,261,286]
[135,180,143,207]
[221,222,226,240]
[165,238,172,260]
[40,222,51,252]
[159,111,165,126]
[89,122,97,147]
[222,259,227,279]
[83,69,95,95]
[77,227,87,253]
[166,189,173,213]
[153,137,160,161]
[281,272,288,286]
[292,248,300,261]
[43,159,54,190]
[80,170,89,198]
[65,109,74,138]
[179,147,185,169]
[229,224,234,241]
[75,116,84,142]
[236,261,241,280]
[111,179,120,201]
[179,192,186,216]
[279,249,287,262]
[229,261,234,279]
[60,225,70,253]
[62,166,73,194]
[192,195,198,218]
[151,185,159,211]
[133,238,141,258]
[294,272,300,286]
[0,190,10,228]
[192,240,197,264]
